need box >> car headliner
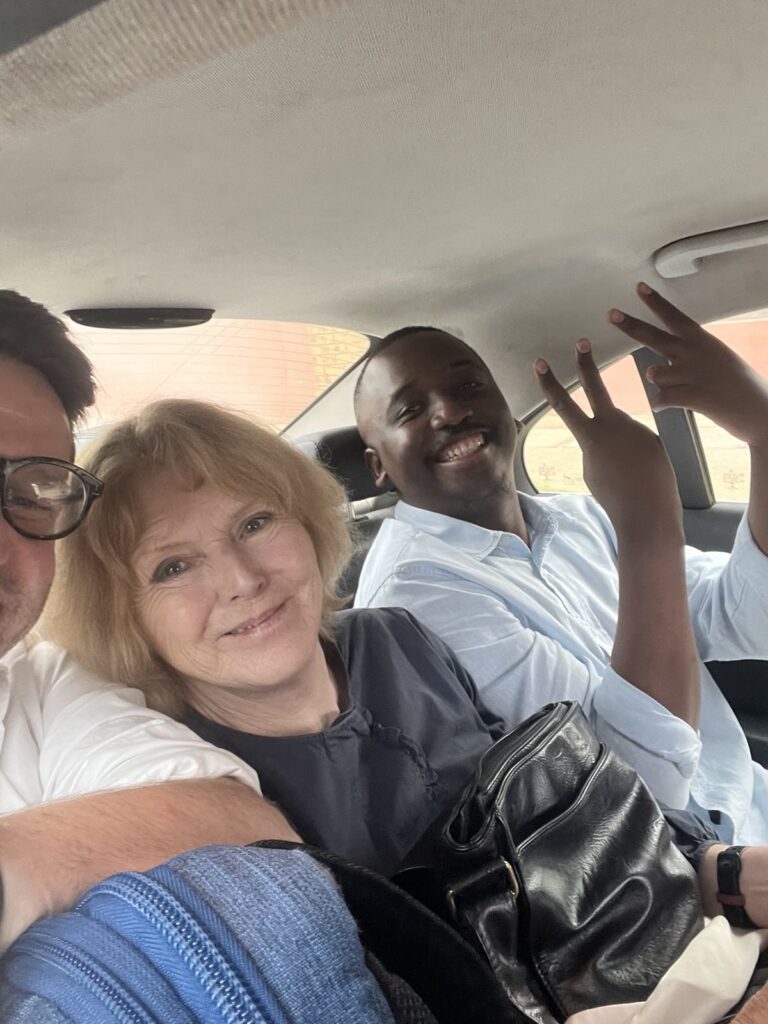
[0,0,766,432]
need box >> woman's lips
[223,600,287,639]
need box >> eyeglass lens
[4,463,88,537]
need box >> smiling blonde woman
[43,399,505,874]
[46,400,351,718]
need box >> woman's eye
[243,514,272,536]
[151,559,187,584]
[460,380,482,391]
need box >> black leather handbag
[435,700,704,1023]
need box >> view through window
[523,313,768,501]
[523,352,653,495]
[693,315,768,502]
[71,318,370,446]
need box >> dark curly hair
[0,290,95,424]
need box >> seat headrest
[295,427,389,502]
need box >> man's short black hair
[0,290,95,424]
[353,325,445,417]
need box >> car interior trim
[654,221,768,279]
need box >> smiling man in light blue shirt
[354,284,768,846]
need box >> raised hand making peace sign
[534,338,683,540]
[610,282,768,448]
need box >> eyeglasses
[1,457,104,540]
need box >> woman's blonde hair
[43,399,352,716]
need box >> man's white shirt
[0,640,261,813]
[355,492,768,845]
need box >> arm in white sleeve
[371,571,701,807]
[30,642,262,801]
[685,513,768,662]
[0,644,298,950]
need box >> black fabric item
[185,607,504,875]
[364,953,439,1024]
[295,427,387,502]
[430,701,704,1022]
[662,805,719,871]
[254,840,525,1024]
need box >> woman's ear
[364,447,389,489]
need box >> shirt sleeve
[394,608,508,740]
[684,513,768,662]
[370,571,702,807]
[661,804,719,871]
[29,643,262,802]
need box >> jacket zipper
[82,872,281,1024]
[8,934,154,1024]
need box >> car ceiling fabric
[2,0,768,426]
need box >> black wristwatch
[717,846,756,929]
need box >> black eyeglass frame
[0,457,104,540]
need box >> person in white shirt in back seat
[354,283,768,847]
[0,289,296,950]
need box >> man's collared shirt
[0,640,261,812]
[355,492,768,845]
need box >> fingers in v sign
[534,338,682,538]
[608,283,768,447]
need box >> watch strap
[717,845,755,929]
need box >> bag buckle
[446,857,519,921]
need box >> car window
[523,315,768,500]
[692,314,768,502]
[70,318,370,445]
[523,354,653,494]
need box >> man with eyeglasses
[1,457,103,544]
[0,291,297,950]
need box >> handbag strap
[252,840,528,1024]
[444,857,560,1024]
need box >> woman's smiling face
[131,471,325,702]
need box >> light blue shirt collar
[394,493,561,564]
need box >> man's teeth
[438,436,485,462]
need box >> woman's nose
[215,548,267,600]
